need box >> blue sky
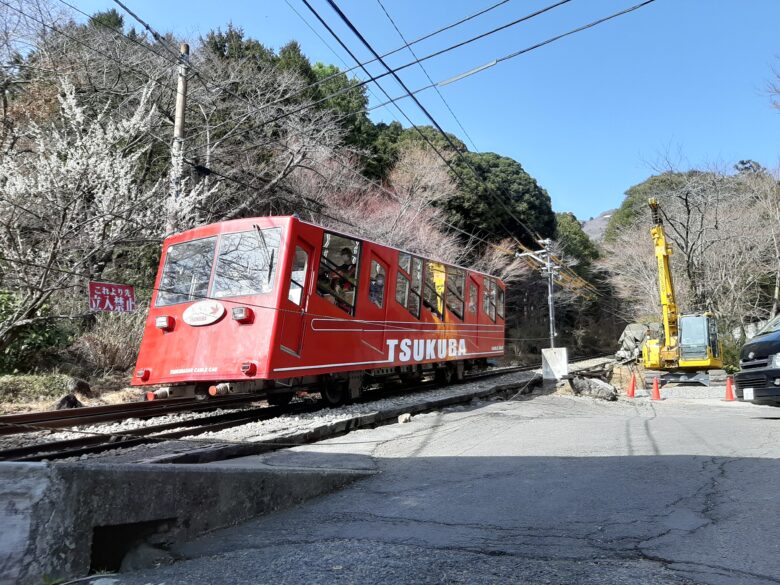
[75,0,780,220]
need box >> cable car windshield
[155,228,281,306]
[156,237,217,306]
[212,228,281,299]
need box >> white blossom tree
[0,79,162,344]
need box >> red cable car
[132,216,506,405]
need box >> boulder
[66,376,92,398]
[398,413,412,424]
[54,393,84,410]
[569,376,618,401]
[615,323,648,361]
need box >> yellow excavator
[642,198,724,384]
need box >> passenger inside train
[316,234,360,314]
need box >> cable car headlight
[241,361,257,376]
[155,315,174,331]
[232,306,254,323]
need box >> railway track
[0,357,613,462]
[0,392,265,436]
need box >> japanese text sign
[89,281,136,313]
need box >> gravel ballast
[1,358,613,463]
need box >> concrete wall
[0,461,370,585]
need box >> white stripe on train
[273,338,504,372]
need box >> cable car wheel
[435,365,454,385]
[435,362,465,385]
[320,379,348,407]
[267,392,294,407]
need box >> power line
[283,0,397,122]
[315,0,619,297]
[35,0,657,160]
[159,0,603,299]
[110,0,181,61]
[178,0,657,163]
[374,0,479,152]
[0,0,180,101]
[299,0,515,87]
[319,0,656,283]
[316,0,541,245]
[219,0,518,116]
[18,0,613,299]
[299,0,538,255]
[56,0,177,65]
[124,0,576,148]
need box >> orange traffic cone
[724,377,735,401]
[651,377,662,401]
[627,373,636,398]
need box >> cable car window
[395,255,421,318]
[211,228,281,299]
[396,272,410,306]
[423,260,445,319]
[288,246,308,305]
[483,278,496,321]
[156,237,217,306]
[496,285,505,319]
[399,252,411,274]
[468,281,478,315]
[369,261,386,308]
[316,232,361,315]
[445,266,465,319]
[411,257,423,292]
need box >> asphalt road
[112,392,780,585]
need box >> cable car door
[361,255,389,355]
[279,241,312,355]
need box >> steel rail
[0,357,613,462]
[0,364,541,462]
[0,393,264,436]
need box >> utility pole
[166,42,189,235]
[516,239,557,348]
[540,239,557,348]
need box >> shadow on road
[114,448,780,585]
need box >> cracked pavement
[113,393,780,585]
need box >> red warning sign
[88,281,136,313]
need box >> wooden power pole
[166,42,190,234]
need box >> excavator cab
[678,314,721,367]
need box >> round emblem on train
[182,300,225,326]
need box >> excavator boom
[648,197,678,349]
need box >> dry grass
[0,371,143,415]
[71,309,148,373]
[0,374,73,405]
